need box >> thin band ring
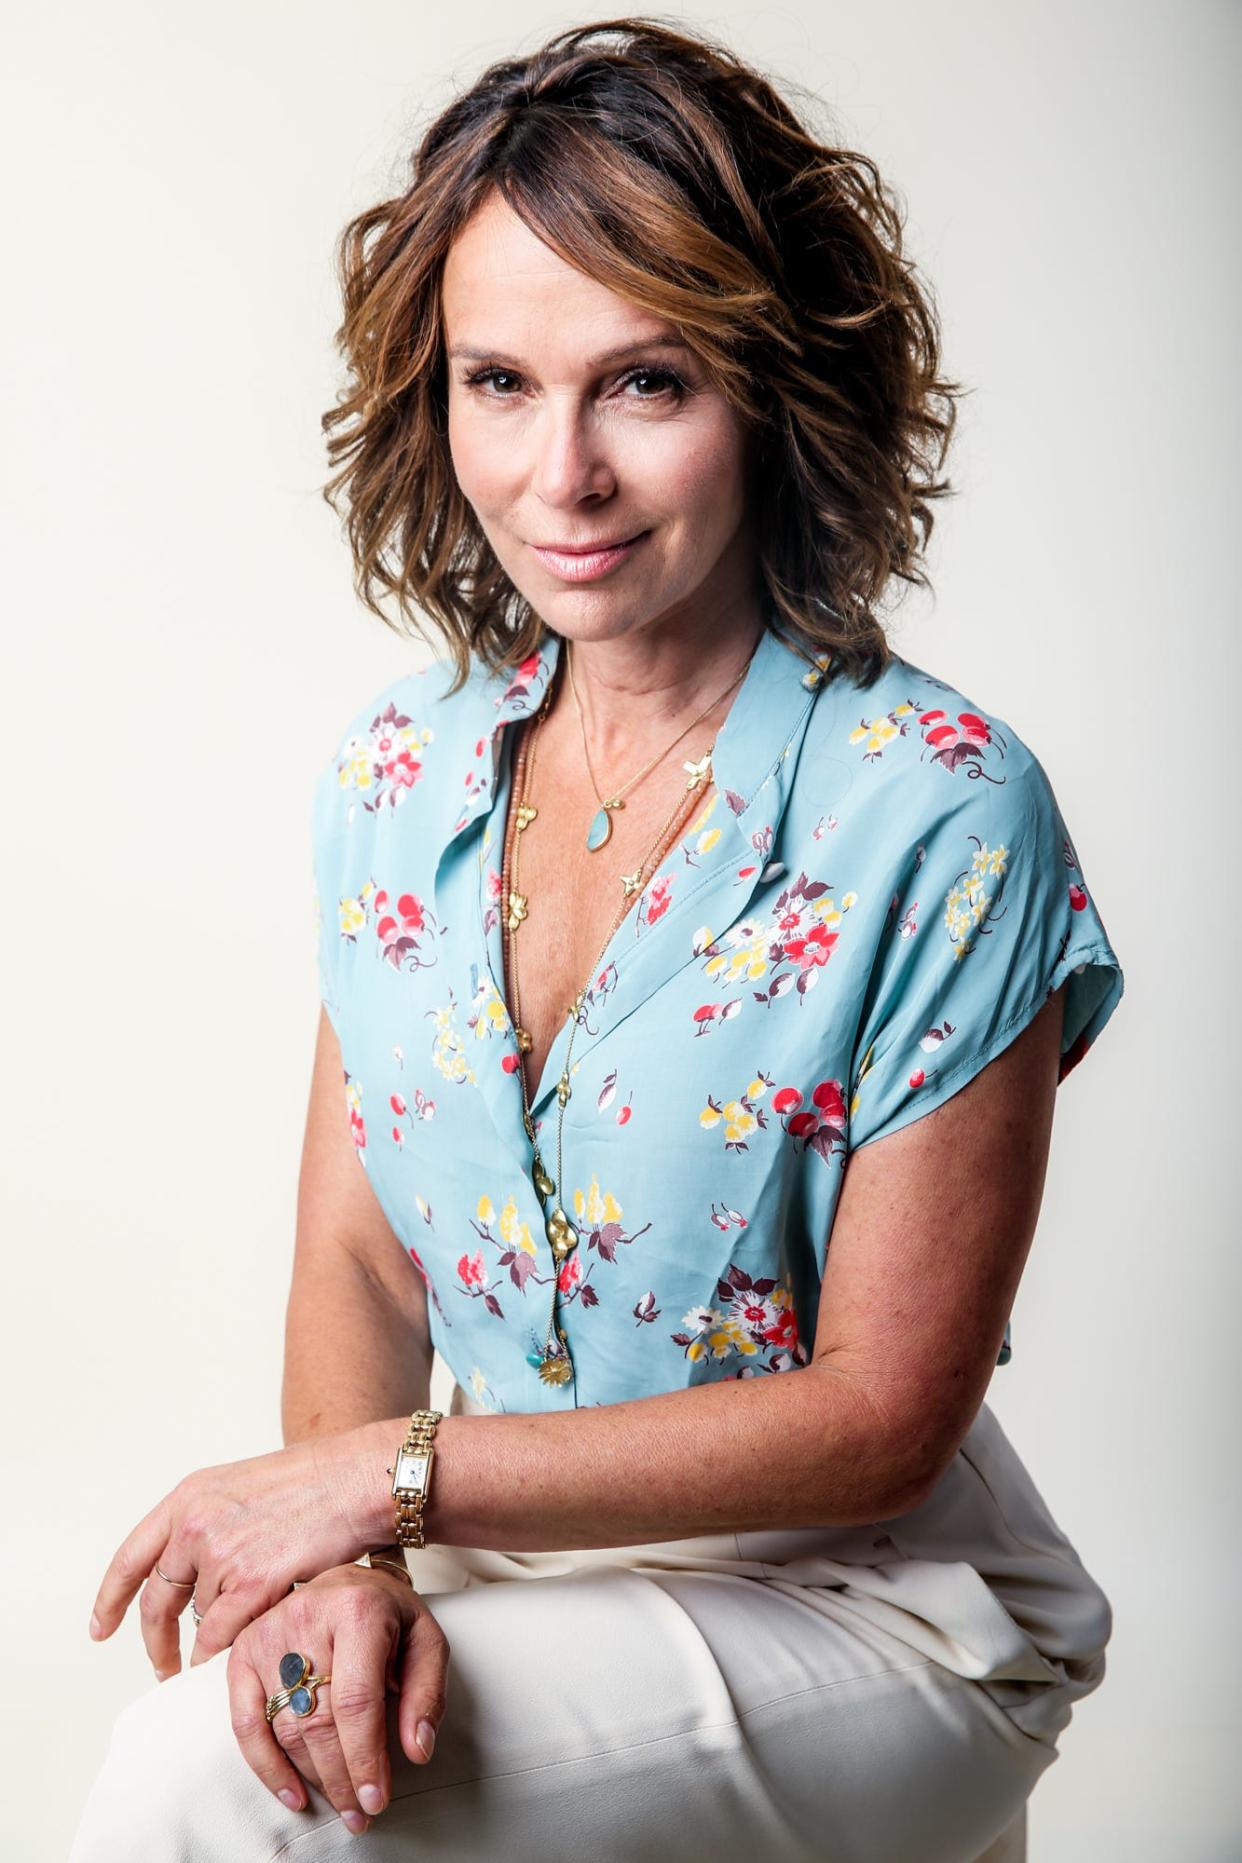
[265,1674,332,1723]
[154,1562,196,1588]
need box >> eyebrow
[447,336,694,369]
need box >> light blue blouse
[311,622,1124,1412]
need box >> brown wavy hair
[320,15,966,694]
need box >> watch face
[393,1450,430,1493]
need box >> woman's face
[441,190,758,646]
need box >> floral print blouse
[311,622,1124,1413]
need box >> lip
[530,531,649,582]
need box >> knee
[72,1655,266,1863]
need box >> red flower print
[643,875,674,926]
[374,889,438,973]
[781,920,838,969]
[777,1077,846,1164]
[558,1255,581,1295]
[918,707,1009,783]
[764,1306,800,1351]
[1069,882,1088,912]
[457,1250,486,1289]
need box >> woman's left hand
[88,1423,382,1676]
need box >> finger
[396,1601,450,1767]
[294,1650,372,1835]
[327,1609,402,1821]
[190,1578,274,1667]
[137,1566,197,1680]
[226,1648,310,1815]
[90,1499,174,1641]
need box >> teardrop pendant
[585,804,613,851]
[586,796,624,851]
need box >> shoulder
[807,645,1061,851]
[310,649,489,848]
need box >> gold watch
[386,1408,443,1549]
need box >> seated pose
[71,18,1126,1861]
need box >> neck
[551,601,767,767]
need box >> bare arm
[330,986,1068,1551]
[282,1008,433,1447]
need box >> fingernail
[341,1810,369,1834]
[278,1789,302,1812]
[358,1784,384,1814]
[416,1718,437,1759]
[89,1614,102,1640]
[154,1669,168,1683]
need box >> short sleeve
[846,751,1124,1153]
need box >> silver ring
[190,1595,203,1628]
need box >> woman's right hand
[223,1559,450,1835]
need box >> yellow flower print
[700,1073,773,1151]
[571,1175,623,1227]
[338,880,374,938]
[944,840,1009,960]
[498,1194,537,1257]
[476,1194,495,1227]
[467,975,510,1041]
[722,1101,757,1142]
[702,918,770,985]
[430,998,477,1086]
[337,745,374,791]
[848,702,915,760]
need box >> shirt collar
[442,621,830,852]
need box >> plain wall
[3,4,1236,1856]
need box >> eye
[462,365,522,397]
[615,366,688,401]
[459,363,689,404]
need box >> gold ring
[154,1562,196,1588]
[265,1673,332,1723]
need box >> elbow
[805,1359,959,1524]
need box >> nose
[527,393,617,509]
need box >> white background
[3,4,1236,1856]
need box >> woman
[71,18,1125,1861]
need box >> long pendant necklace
[569,640,749,853]
[499,635,757,1385]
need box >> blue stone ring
[264,1652,333,1724]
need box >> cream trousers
[69,1396,1110,1862]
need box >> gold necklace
[568,640,751,852]
[499,639,755,1384]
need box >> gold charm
[556,1070,572,1108]
[532,1151,556,1199]
[620,870,643,896]
[515,803,538,831]
[506,890,528,932]
[537,1351,574,1386]
[514,1022,533,1053]
[546,1207,577,1258]
[537,1322,574,1385]
[683,751,712,789]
